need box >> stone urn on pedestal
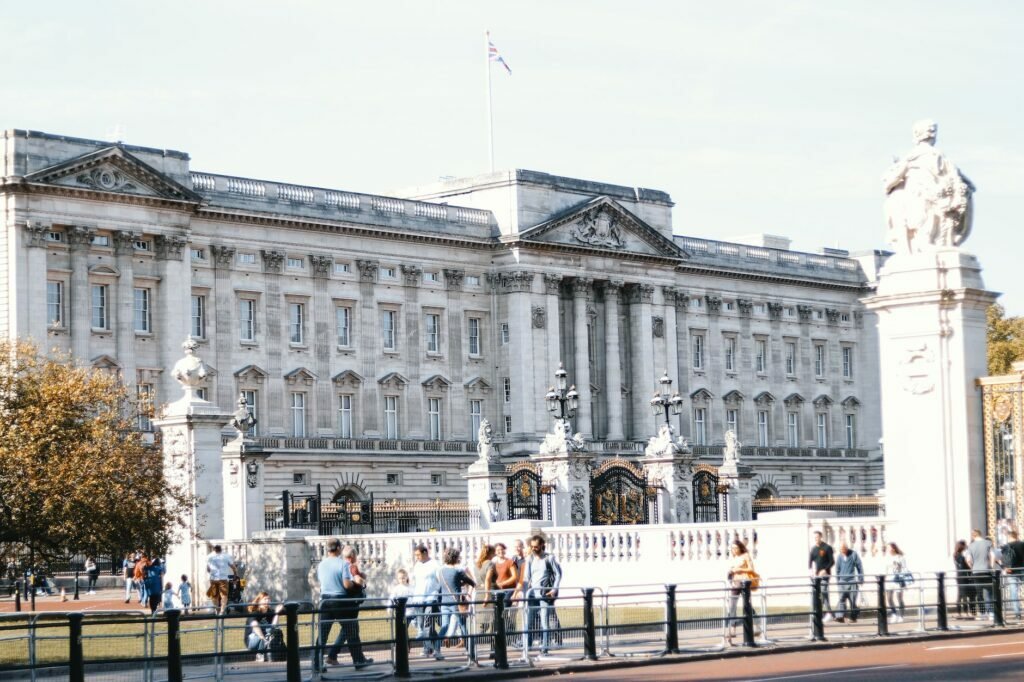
[717,430,755,522]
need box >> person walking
[473,545,497,635]
[410,544,442,660]
[315,540,373,670]
[122,553,136,604]
[885,543,909,623]
[808,531,836,622]
[967,529,996,619]
[143,559,165,614]
[205,545,237,614]
[1001,530,1024,620]
[84,557,99,595]
[134,553,149,605]
[161,582,176,611]
[953,540,974,619]
[725,539,757,645]
[493,542,520,607]
[177,575,193,614]
[835,543,864,623]
[438,548,475,649]
[523,535,562,655]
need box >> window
[504,416,512,434]
[815,309,824,320]
[425,313,440,352]
[133,239,150,251]
[791,473,802,486]
[386,473,401,485]
[787,412,799,447]
[848,474,858,485]
[690,297,703,310]
[335,306,352,347]
[384,396,399,438]
[239,299,256,342]
[293,472,308,485]
[133,288,151,333]
[726,409,738,434]
[92,234,109,247]
[754,303,766,315]
[289,303,305,344]
[840,313,850,322]
[500,323,510,345]
[814,344,825,377]
[465,275,481,286]
[503,377,511,403]
[191,295,206,338]
[724,301,735,311]
[724,337,736,372]
[423,271,439,283]
[816,413,828,448]
[820,473,831,485]
[427,397,442,440]
[845,414,856,448]
[785,342,796,375]
[692,333,705,370]
[196,387,208,401]
[382,267,397,279]
[290,392,306,437]
[338,394,353,438]
[191,248,206,261]
[784,306,794,318]
[334,262,351,274]
[91,285,109,330]
[842,347,853,378]
[46,231,63,242]
[431,473,444,486]
[287,257,304,270]
[757,410,769,446]
[756,339,767,373]
[241,390,257,436]
[46,281,63,326]
[468,317,481,356]
[381,310,397,350]
[693,408,707,445]
[137,384,154,431]
[237,252,256,265]
[469,400,483,441]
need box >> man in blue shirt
[315,539,373,670]
[524,535,562,654]
[834,543,864,623]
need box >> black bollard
[876,574,889,636]
[14,582,20,612]
[493,596,509,669]
[936,572,949,631]
[741,581,757,647]
[285,602,300,682]
[992,570,1005,627]
[69,612,84,682]
[811,576,826,641]
[393,597,410,678]
[74,571,80,600]
[582,588,598,661]
[664,584,680,654]
[166,609,183,682]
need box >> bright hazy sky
[3,2,1022,311]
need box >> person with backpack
[245,591,285,662]
[1001,529,1024,620]
[523,535,562,655]
[143,559,165,614]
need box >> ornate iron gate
[507,465,544,521]
[590,460,651,525]
[692,467,721,523]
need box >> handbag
[437,568,470,613]
[895,572,914,588]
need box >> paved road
[554,631,1024,681]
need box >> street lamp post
[649,371,684,429]
[545,362,579,427]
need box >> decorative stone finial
[231,393,257,436]
[171,337,211,402]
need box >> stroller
[224,562,248,615]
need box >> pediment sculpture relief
[571,209,625,249]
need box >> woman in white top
[726,539,757,645]
[885,542,909,623]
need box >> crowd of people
[123,551,193,614]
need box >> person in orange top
[133,553,150,605]
[492,543,519,607]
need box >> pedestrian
[162,582,176,611]
[835,543,864,623]
[438,547,475,649]
[205,544,237,615]
[725,539,757,645]
[177,575,193,614]
[122,553,136,604]
[389,568,414,600]
[245,591,284,662]
[953,540,974,619]
[492,542,520,607]
[1000,530,1024,620]
[885,542,909,623]
[84,556,99,595]
[523,535,562,655]
[134,552,149,605]
[410,544,442,660]
[808,531,836,622]
[473,545,497,635]
[144,559,164,614]
[315,539,373,670]
[967,529,996,619]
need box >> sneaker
[354,658,375,670]
[823,614,834,623]
[255,653,265,663]
[433,653,445,661]
[325,657,340,666]
[835,616,845,623]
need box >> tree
[987,304,1024,375]
[0,340,193,566]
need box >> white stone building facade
[0,129,884,506]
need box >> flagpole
[486,30,494,173]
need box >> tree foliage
[0,341,193,563]
[987,304,1024,375]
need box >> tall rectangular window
[468,317,481,356]
[87,284,105,328]
[381,310,397,350]
[290,392,306,437]
[289,303,305,344]
[242,390,258,436]
[814,343,825,377]
[469,400,483,441]
[785,342,796,375]
[756,339,767,373]
[137,384,154,431]
[503,377,511,403]
[133,288,151,333]
[692,334,704,370]
[724,337,736,372]
[504,415,512,434]
[757,410,769,446]
[693,408,707,445]
[336,306,352,347]
[842,347,853,378]
[191,295,206,338]
[384,396,399,438]
[816,412,828,448]
[338,394,353,438]
[787,412,799,447]
[425,313,440,353]
[500,323,510,345]
[427,398,442,440]
[239,299,256,342]
[726,408,738,434]
[46,281,63,326]
[845,414,856,448]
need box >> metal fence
[752,496,882,519]
[3,570,1023,681]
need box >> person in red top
[492,543,519,606]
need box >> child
[389,568,413,600]
[162,582,176,611]
[177,575,192,614]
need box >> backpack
[265,627,286,662]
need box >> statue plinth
[642,424,695,523]
[222,437,270,539]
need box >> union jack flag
[488,32,512,75]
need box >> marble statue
[644,423,689,458]
[538,419,587,456]
[230,393,257,436]
[476,418,500,464]
[882,120,975,253]
[171,338,211,401]
[723,429,741,465]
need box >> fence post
[992,570,1005,627]
[811,577,826,641]
[284,602,300,682]
[68,612,84,682]
[664,584,679,654]
[876,574,889,636]
[493,596,509,669]
[14,581,20,612]
[393,597,410,678]
[74,571,80,600]
[582,588,598,661]
[935,571,949,631]
[741,581,757,647]
[166,609,183,682]
[282,490,291,529]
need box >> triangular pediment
[25,146,201,203]
[518,197,684,260]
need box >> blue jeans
[414,599,440,653]
[1006,574,1023,618]
[526,589,555,651]
[439,603,466,639]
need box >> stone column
[400,265,424,438]
[542,275,563,433]
[796,305,814,444]
[157,235,190,405]
[444,268,468,438]
[22,222,49,346]
[663,287,682,435]
[262,250,287,434]
[497,271,533,441]
[113,231,138,393]
[627,284,656,439]
[602,281,625,441]
[571,277,593,439]
[768,303,785,445]
[672,291,691,440]
[310,255,334,435]
[209,245,236,409]
[356,260,380,436]
[67,226,95,363]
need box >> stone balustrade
[676,235,862,276]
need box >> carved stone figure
[569,458,593,479]
[883,120,975,253]
[570,487,587,526]
[164,426,190,467]
[652,316,664,338]
[569,431,587,452]
[571,209,625,248]
[228,460,239,488]
[675,486,691,523]
[532,305,546,328]
[645,423,687,459]
[171,338,211,401]
[539,420,570,456]
[723,429,741,465]
[230,393,257,436]
[476,419,501,464]
[246,459,260,489]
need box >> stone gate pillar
[533,420,594,526]
[222,394,270,539]
[465,419,506,529]
[643,424,695,523]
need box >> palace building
[0,129,885,507]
